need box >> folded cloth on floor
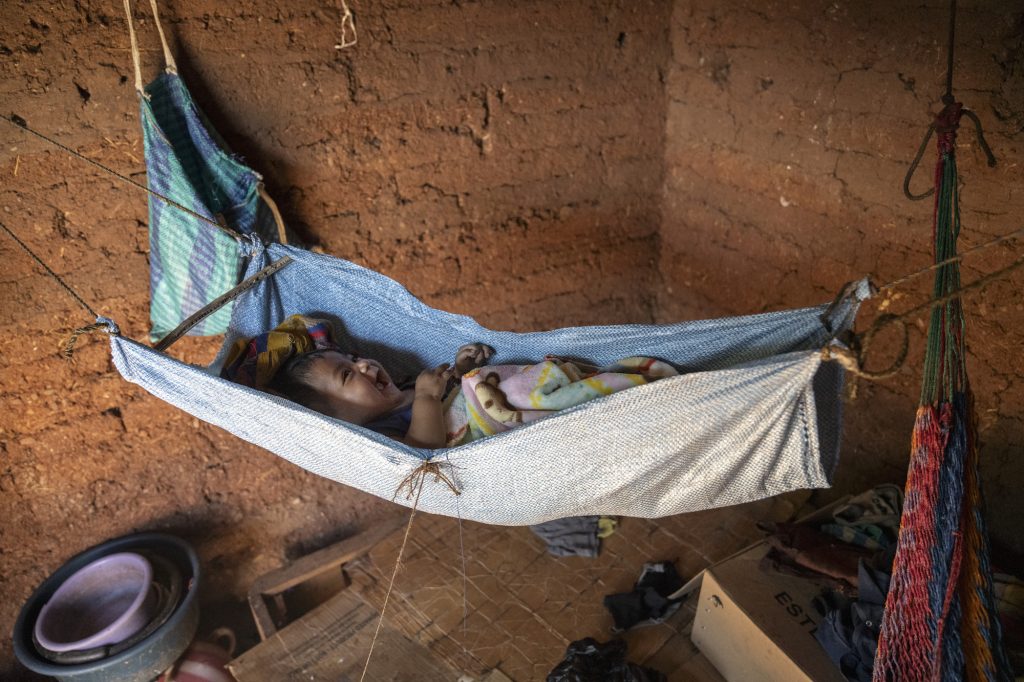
[530,516,602,558]
[603,561,684,632]
[446,356,677,445]
[547,638,666,682]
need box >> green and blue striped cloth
[140,72,281,340]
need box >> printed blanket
[446,356,678,445]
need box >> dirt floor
[228,499,794,681]
[343,502,782,681]
[1,0,1022,678]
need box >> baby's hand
[415,363,452,401]
[455,343,495,376]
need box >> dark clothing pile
[546,638,666,682]
[603,562,684,632]
[811,549,895,682]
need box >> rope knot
[393,460,461,502]
[820,312,908,386]
[821,344,861,374]
[63,318,119,359]
[238,233,265,258]
[934,101,963,152]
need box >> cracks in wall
[659,0,1024,554]
[0,2,723,670]
[465,87,500,156]
[991,13,1024,133]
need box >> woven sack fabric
[110,242,868,525]
[140,72,280,340]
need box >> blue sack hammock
[106,238,870,526]
[125,0,287,341]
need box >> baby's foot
[455,343,495,376]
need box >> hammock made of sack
[107,240,869,526]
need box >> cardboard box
[690,543,845,682]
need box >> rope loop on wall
[823,313,909,382]
[337,0,358,49]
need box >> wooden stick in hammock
[153,256,294,352]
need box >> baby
[223,315,675,449]
[271,343,494,448]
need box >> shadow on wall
[170,39,312,244]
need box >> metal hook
[961,108,997,168]
[903,123,936,201]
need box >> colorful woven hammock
[872,102,1011,681]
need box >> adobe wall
[0,0,670,674]
[660,1,1023,551]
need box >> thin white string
[121,0,147,97]
[337,0,358,49]
[359,472,423,682]
[148,0,179,73]
[454,465,468,639]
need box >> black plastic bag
[546,637,666,682]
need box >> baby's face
[302,351,405,424]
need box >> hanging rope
[823,241,1024,381]
[62,322,114,358]
[1,114,241,242]
[337,0,358,49]
[0,219,118,357]
[358,461,460,681]
[876,223,1024,293]
[0,219,99,319]
[942,0,957,105]
[360,476,422,682]
[0,217,296,356]
[0,219,288,358]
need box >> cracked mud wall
[660,1,1024,553]
[0,0,670,674]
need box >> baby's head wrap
[220,315,340,389]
